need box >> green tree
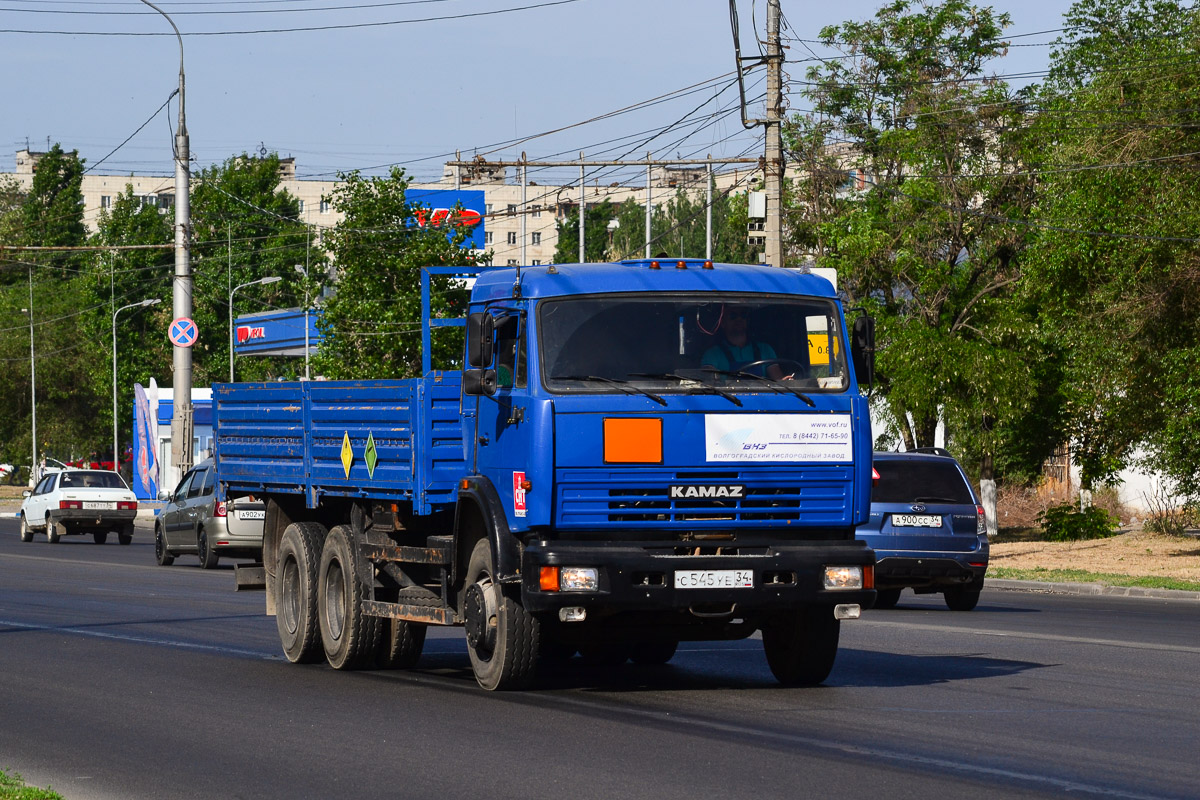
[79,187,174,462]
[18,144,87,275]
[787,0,1053,487]
[553,199,616,263]
[312,168,481,379]
[190,153,310,383]
[1023,0,1200,493]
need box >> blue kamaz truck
[213,258,877,690]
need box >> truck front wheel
[761,607,840,686]
[276,522,326,664]
[318,525,380,670]
[463,538,539,690]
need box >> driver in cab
[701,306,787,380]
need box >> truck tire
[761,606,840,686]
[873,589,901,609]
[19,515,33,543]
[943,575,984,611]
[155,525,175,566]
[375,587,434,669]
[317,524,380,670]
[463,538,539,690]
[276,521,326,664]
[198,528,220,569]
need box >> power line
[0,0,583,35]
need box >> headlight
[560,567,599,592]
[824,566,864,590]
[539,566,599,592]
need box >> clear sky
[2,0,1078,186]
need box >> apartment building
[5,149,763,265]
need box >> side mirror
[158,490,170,501]
[22,490,31,498]
[463,368,498,397]
[466,312,495,368]
[851,314,876,389]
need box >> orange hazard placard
[603,418,663,464]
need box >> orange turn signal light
[864,564,875,590]
[540,566,560,591]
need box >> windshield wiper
[628,372,743,407]
[698,367,816,407]
[555,375,667,406]
[912,496,962,504]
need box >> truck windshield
[539,293,850,394]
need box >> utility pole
[763,0,784,268]
[730,0,785,267]
[141,0,194,483]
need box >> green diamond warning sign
[364,432,378,479]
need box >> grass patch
[989,567,1200,592]
[0,770,62,800]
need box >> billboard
[407,189,486,250]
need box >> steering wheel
[737,359,809,380]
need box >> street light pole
[22,268,36,485]
[113,298,162,476]
[229,276,282,382]
[140,0,194,481]
[294,264,310,380]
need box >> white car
[20,469,138,545]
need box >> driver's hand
[781,373,795,381]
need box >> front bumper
[520,538,875,615]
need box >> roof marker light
[702,260,714,269]
[649,260,661,270]
[676,260,687,269]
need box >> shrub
[1037,503,1118,542]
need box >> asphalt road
[2,518,1198,800]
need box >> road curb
[987,578,1200,601]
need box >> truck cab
[454,259,875,685]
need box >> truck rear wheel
[276,521,326,664]
[463,538,539,690]
[375,587,434,669]
[761,607,840,686]
[318,525,380,670]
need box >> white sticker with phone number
[705,414,853,462]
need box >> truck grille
[556,468,853,528]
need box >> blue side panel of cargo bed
[306,380,417,504]
[213,375,467,515]
[213,382,307,494]
[418,372,467,514]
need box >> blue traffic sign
[169,317,198,348]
